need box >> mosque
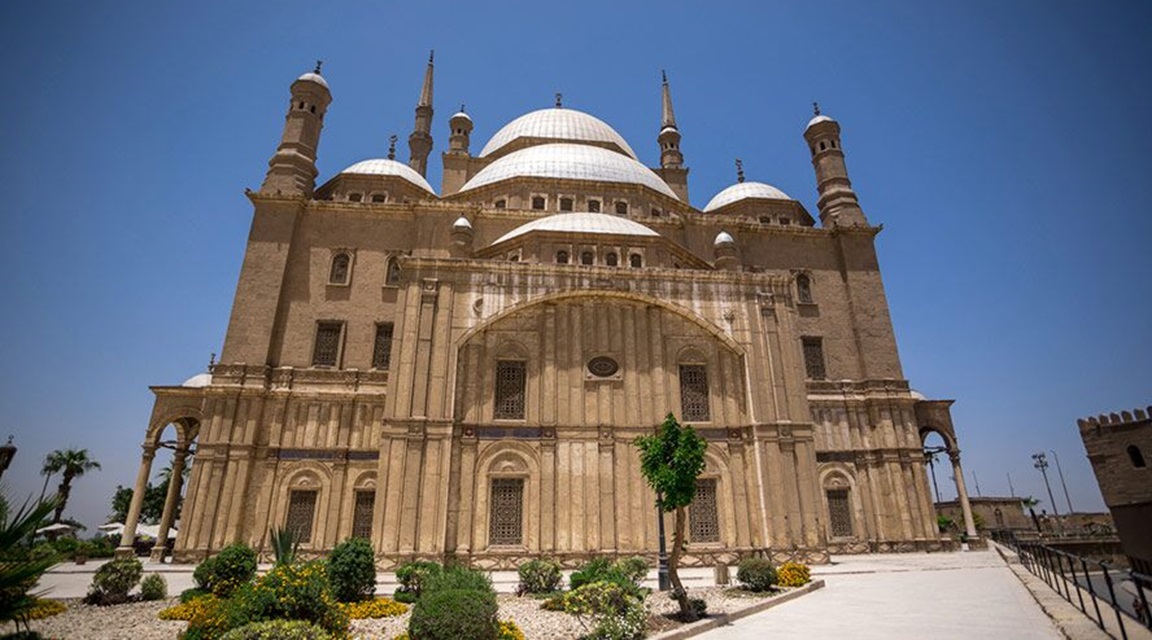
[118,55,978,567]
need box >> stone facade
[118,60,975,567]
[1078,406,1152,573]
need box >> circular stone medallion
[587,356,620,377]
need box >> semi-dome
[296,72,329,90]
[492,212,660,246]
[714,231,735,246]
[340,158,436,194]
[182,372,213,388]
[453,215,473,229]
[703,181,793,212]
[460,143,678,199]
[480,108,638,160]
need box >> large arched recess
[452,290,750,428]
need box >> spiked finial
[660,70,678,130]
[209,352,216,368]
[460,103,466,113]
[662,69,668,85]
[735,159,745,184]
[388,134,398,160]
[429,50,435,63]
[314,60,323,74]
[417,51,435,108]
[813,101,820,116]
[555,92,563,108]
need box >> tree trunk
[53,475,73,523]
[668,505,698,622]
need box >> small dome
[703,181,793,212]
[182,373,213,388]
[480,108,638,159]
[459,143,678,199]
[296,72,329,90]
[660,126,679,136]
[806,114,835,129]
[453,215,473,229]
[714,231,735,246]
[340,158,437,195]
[910,389,928,401]
[450,111,473,123]
[492,212,660,246]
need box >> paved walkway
[696,548,1062,639]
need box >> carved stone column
[150,446,189,561]
[949,450,978,539]
[116,444,157,558]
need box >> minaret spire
[661,69,677,130]
[657,70,684,170]
[408,50,435,177]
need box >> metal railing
[992,530,1151,639]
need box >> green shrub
[613,557,649,585]
[219,619,336,640]
[327,538,377,603]
[422,565,493,596]
[394,561,441,601]
[194,556,219,591]
[85,557,142,605]
[517,558,562,594]
[736,557,777,592]
[408,588,499,640]
[569,557,647,600]
[141,573,168,601]
[269,527,301,566]
[570,557,613,591]
[562,581,647,640]
[210,544,258,598]
[180,587,211,603]
[776,561,810,587]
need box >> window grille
[286,489,318,543]
[372,323,394,370]
[796,274,812,303]
[489,478,524,545]
[348,193,363,203]
[556,251,569,264]
[371,194,386,203]
[827,489,853,537]
[531,196,545,210]
[587,199,601,213]
[329,253,350,285]
[679,364,710,422]
[560,197,574,211]
[802,337,826,380]
[312,322,343,367]
[352,490,375,539]
[494,361,527,420]
[629,254,642,268]
[494,199,506,209]
[605,252,618,267]
[615,201,628,215]
[385,257,401,285]
[690,479,720,543]
[580,252,594,265]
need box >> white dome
[296,72,329,90]
[480,108,638,159]
[806,114,835,129]
[451,111,472,121]
[182,373,213,388]
[453,215,473,229]
[492,212,660,246]
[703,181,793,212]
[340,158,437,195]
[714,231,735,246]
[460,144,678,199]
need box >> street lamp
[1049,450,1074,515]
[924,446,946,503]
[1032,452,1062,533]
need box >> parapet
[1077,405,1152,437]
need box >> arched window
[556,250,569,264]
[679,363,710,422]
[385,256,402,286]
[580,251,594,266]
[494,199,506,209]
[329,253,351,285]
[826,488,853,537]
[587,199,601,213]
[796,273,813,304]
[1129,445,1147,468]
[371,193,386,203]
[605,252,618,267]
[629,253,642,268]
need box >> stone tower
[408,51,435,177]
[448,106,473,156]
[260,64,332,196]
[653,70,689,201]
[803,105,868,227]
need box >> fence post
[1132,570,1150,630]
[1101,562,1128,640]
[1067,553,1086,613]
[1081,556,1104,631]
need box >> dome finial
[735,159,745,184]
[388,134,398,160]
[314,59,323,74]
[661,69,668,85]
[813,101,820,116]
[555,92,563,108]
[429,49,435,64]
[460,103,466,113]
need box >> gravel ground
[6,588,784,639]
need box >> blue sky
[1,1,1149,531]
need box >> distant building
[117,58,979,567]
[936,497,1031,533]
[1078,406,1152,573]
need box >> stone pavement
[696,548,1063,639]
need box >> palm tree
[41,449,101,523]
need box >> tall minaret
[658,70,683,169]
[408,51,435,177]
[260,62,332,196]
[803,103,868,227]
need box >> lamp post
[0,436,16,481]
[924,446,945,503]
[1032,452,1062,534]
[1049,450,1074,515]
[656,491,670,591]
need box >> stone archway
[915,400,977,541]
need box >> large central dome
[479,108,638,160]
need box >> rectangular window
[679,364,711,422]
[489,478,524,545]
[615,201,628,215]
[531,196,546,210]
[372,323,394,370]
[494,361,527,419]
[312,322,344,367]
[351,490,375,539]
[587,199,601,213]
[827,489,853,537]
[286,489,318,543]
[690,478,720,543]
[559,197,574,211]
[802,337,826,380]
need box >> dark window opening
[559,197,574,212]
[605,252,618,267]
[1129,445,1147,468]
[494,360,527,420]
[372,323,394,370]
[385,257,401,285]
[371,194,386,203]
[351,490,374,539]
[827,489,853,537]
[286,490,318,543]
[587,200,601,213]
[690,478,720,543]
[796,274,813,304]
[802,337,826,380]
[348,193,363,202]
[494,199,506,209]
[629,253,642,268]
[779,217,791,226]
[759,216,772,224]
[615,201,628,215]
[329,253,351,285]
[679,364,710,422]
[531,196,546,210]
[580,251,594,266]
[556,250,569,264]
[312,322,343,367]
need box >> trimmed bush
[517,558,562,594]
[394,561,442,601]
[408,588,499,640]
[569,557,647,600]
[210,544,258,598]
[85,557,142,605]
[422,565,492,595]
[140,573,167,601]
[736,557,778,592]
[328,538,377,603]
[193,557,219,591]
[776,561,811,587]
[219,619,336,640]
[562,581,647,640]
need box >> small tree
[634,413,707,622]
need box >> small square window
[615,201,628,215]
[494,199,507,209]
[371,194,386,203]
[531,196,546,210]
[580,251,594,266]
[759,216,772,224]
[348,193,363,203]
[559,197,574,212]
[651,208,662,218]
[587,199,601,213]
[780,217,791,226]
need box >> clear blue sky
[1,1,1149,531]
